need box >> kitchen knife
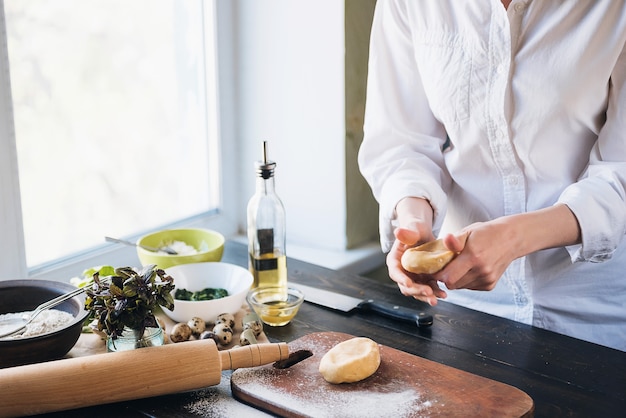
[291,283,433,328]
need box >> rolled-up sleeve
[559,40,626,262]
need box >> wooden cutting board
[231,332,534,417]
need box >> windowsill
[231,235,385,276]
[30,235,386,283]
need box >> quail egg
[187,317,206,335]
[216,312,236,330]
[200,330,218,343]
[242,312,263,337]
[170,323,193,343]
[239,328,258,346]
[212,323,233,345]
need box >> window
[0,1,236,279]
[1,1,383,282]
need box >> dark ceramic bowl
[0,279,89,368]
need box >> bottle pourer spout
[256,140,276,179]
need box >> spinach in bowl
[175,287,228,301]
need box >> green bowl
[136,228,225,270]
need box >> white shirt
[359,0,626,351]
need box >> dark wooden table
[41,241,625,417]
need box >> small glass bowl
[246,286,304,327]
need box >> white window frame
[0,0,239,282]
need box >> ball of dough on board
[319,337,381,384]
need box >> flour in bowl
[0,309,74,338]
[158,240,203,255]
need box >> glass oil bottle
[247,141,287,289]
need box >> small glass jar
[106,326,164,352]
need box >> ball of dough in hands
[319,337,381,384]
[401,238,456,274]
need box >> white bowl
[162,262,253,323]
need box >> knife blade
[290,283,433,328]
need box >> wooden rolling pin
[0,339,288,417]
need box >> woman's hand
[436,222,514,291]
[387,228,448,305]
[386,197,445,306]
[435,204,582,291]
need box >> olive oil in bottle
[247,141,287,288]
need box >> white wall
[234,0,348,252]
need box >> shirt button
[496,64,506,74]
[514,3,526,12]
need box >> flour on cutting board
[234,367,434,418]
